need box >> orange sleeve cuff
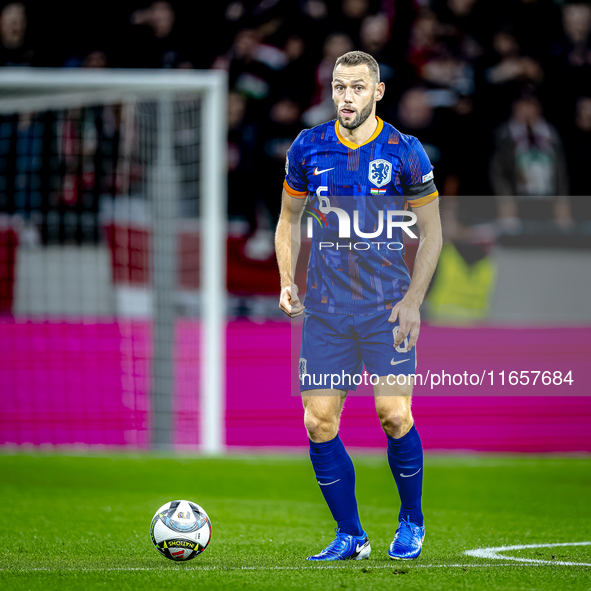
[407,191,439,208]
[283,179,308,198]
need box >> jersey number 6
[392,325,409,353]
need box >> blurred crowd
[0,0,590,250]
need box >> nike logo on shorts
[390,359,409,366]
[313,167,335,175]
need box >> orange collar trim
[335,116,383,150]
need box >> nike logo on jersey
[317,479,341,486]
[313,167,335,175]
[400,468,421,478]
[390,359,409,366]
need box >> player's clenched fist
[279,285,305,318]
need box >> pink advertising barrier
[1,319,590,452]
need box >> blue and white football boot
[307,528,371,561]
[388,517,425,560]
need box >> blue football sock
[387,424,424,526]
[309,434,363,537]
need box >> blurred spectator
[215,28,274,110]
[82,50,108,69]
[565,96,591,196]
[485,30,543,84]
[548,3,591,124]
[333,0,371,46]
[441,94,492,196]
[227,91,258,225]
[491,94,571,229]
[439,94,497,234]
[393,87,451,190]
[491,94,568,196]
[434,0,486,42]
[292,0,331,57]
[476,27,544,126]
[432,0,487,71]
[564,96,591,221]
[257,96,301,212]
[342,0,370,20]
[359,13,398,88]
[225,1,248,23]
[303,32,354,126]
[128,1,192,68]
[360,13,390,60]
[359,11,418,108]
[421,42,474,106]
[557,2,591,68]
[407,10,440,77]
[274,34,315,105]
[244,96,302,260]
[0,2,33,66]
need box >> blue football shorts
[299,308,418,392]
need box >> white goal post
[0,68,227,454]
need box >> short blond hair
[334,51,380,84]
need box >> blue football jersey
[284,117,438,315]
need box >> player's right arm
[275,188,306,317]
[276,132,309,318]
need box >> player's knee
[304,409,339,442]
[378,408,413,439]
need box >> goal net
[0,69,227,452]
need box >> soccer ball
[150,500,212,561]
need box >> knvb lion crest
[368,159,392,188]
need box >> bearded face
[335,92,375,130]
[331,63,381,131]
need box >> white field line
[0,561,589,573]
[465,541,591,567]
[1,542,589,573]
[0,564,555,572]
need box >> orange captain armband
[283,179,308,199]
[406,191,439,208]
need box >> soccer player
[275,51,442,561]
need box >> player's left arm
[389,198,442,351]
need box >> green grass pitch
[0,452,589,590]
